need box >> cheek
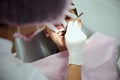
[49,32,57,40]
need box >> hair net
[0,0,70,26]
[45,3,78,32]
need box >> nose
[54,24,66,34]
[55,24,64,30]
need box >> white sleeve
[0,53,48,80]
[0,38,48,80]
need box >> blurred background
[73,0,120,44]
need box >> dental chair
[117,45,120,75]
[15,31,58,62]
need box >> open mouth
[54,23,66,37]
[57,30,66,38]
[61,30,66,36]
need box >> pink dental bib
[31,32,119,80]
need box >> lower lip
[59,35,64,38]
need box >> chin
[60,42,66,48]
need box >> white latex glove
[65,20,87,65]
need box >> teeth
[57,30,66,36]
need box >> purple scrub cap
[0,0,71,26]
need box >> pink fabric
[13,28,44,41]
[31,51,69,80]
[30,32,119,80]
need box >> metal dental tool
[73,12,83,22]
[57,12,84,35]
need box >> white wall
[73,0,120,44]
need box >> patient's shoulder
[85,31,117,47]
[83,31,118,68]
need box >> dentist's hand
[65,19,87,65]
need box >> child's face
[44,23,67,51]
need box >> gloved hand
[65,19,87,65]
